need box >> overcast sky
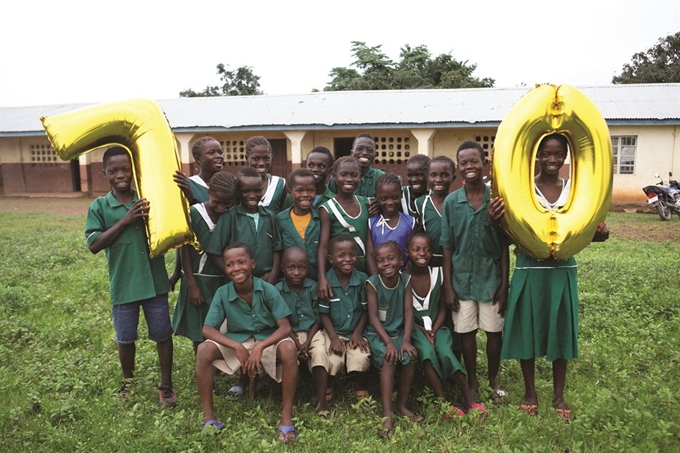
[1,0,678,107]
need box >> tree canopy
[179,64,263,97]
[324,42,494,91]
[612,32,680,84]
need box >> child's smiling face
[457,148,484,184]
[289,175,316,213]
[406,161,428,195]
[428,161,455,194]
[223,247,255,283]
[306,152,332,187]
[375,243,401,279]
[333,161,360,195]
[238,176,263,212]
[376,183,401,217]
[329,240,357,276]
[407,235,432,268]
[247,145,272,176]
[208,189,237,214]
[537,138,567,176]
[351,137,376,169]
[104,154,133,192]
[197,140,224,173]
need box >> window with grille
[219,140,247,167]
[373,135,412,165]
[611,136,636,175]
[29,144,59,167]
[474,135,495,161]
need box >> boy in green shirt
[85,146,175,407]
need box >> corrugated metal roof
[2,84,680,136]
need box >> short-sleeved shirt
[275,278,319,332]
[440,185,508,302]
[414,194,444,266]
[320,196,370,272]
[276,207,321,280]
[328,167,385,198]
[206,204,282,277]
[204,277,291,342]
[366,273,411,337]
[368,212,416,267]
[85,190,169,305]
[259,174,286,215]
[319,268,368,337]
[188,175,210,205]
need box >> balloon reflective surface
[40,99,192,258]
[492,84,612,260]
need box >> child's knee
[196,341,219,365]
[277,340,297,363]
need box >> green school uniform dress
[204,277,291,342]
[439,185,508,303]
[259,174,286,215]
[410,267,465,379]
[85,190,169,305]
[276,207,321,280]
[188,175,210,205]
[365,273,413,368]
[401,187,430,217]
[502,181,579,361]
[320,196,370,273]
[275,278,319,333]
[206,204,282,278]
[414,194,445,268]
[328,167,385,198]
[172,204,226,342]
[319,268,368,338]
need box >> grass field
[1,198,679,452]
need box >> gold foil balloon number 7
[40,99,192,258]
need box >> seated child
[276,169,321,280]
[246,136,287,214]
[195,243,299,442]
[401,154,430,217]
[310,235,371,417]
[275,247,321,360]
[206,166,282,284]
[173,136,225,205]
[172,172,237,355]
[85,146,175,406]
[406,233,485,417]
[365,241,421,437]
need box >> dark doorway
[70,159,81,192]
[269,138,289,176]
[333,137,354,159]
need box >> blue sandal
[202,420,224,431]
[277,425,297,443]
[226,385,245,400]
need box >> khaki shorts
[206,336,295,383]
[308,330,371,375]
[452,300,504,333]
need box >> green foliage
[612,32,680,84]
[179,64,263,97]
[325,41,495,91]
[0,209,679,452]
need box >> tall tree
[179,64,263,97]
[325,41,494,91]
[612,32,680,84]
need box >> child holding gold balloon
[493,133,609,423]
[441,141,510,405]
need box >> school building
[1,83,679,202]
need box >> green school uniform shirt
[259,174,286,215]
[319,268,368,337]
[85,190,169,305]
[206,204,282,277]
[366,274,410,338]
[328,167,385,198]
[188,175,210,205]
[320,196,370,273]
[276,207,321,280]
[204,277,291,342]
[275,278,319,332]
[414,194,445,266]
[439,185,508,303]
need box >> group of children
[86,132,608,442]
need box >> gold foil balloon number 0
[492,84,612,260]
[40,99,192,258]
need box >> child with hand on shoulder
[401,154,430,217]
[206,167,282,284]
[441,141,509,405]
[365,241,421,437]
[172,172,237,355]
[195,243,299,442]
[85,146,176,407]
[276,169,321,280]
[309,235,371,418]
[246,136,287,214]
[174,136,224,205]
[405,233,485,418]
[367,173,416,271]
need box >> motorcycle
[642,172,680,221]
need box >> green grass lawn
[1,208,679,452]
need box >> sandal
[520,403,538,417]
[443,406,464,420]
[556,408,574,423]
[277,425,297,443]
[378,427,394,438]
[325,387,334,403]
[202,419,224,431]
[469,403,488,419]
[354,390,370,402]
[318,410,331,420]
[227,385,245,401]
[490,388,508,405]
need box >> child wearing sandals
[195,243,299,442]
[310,235,371,418]
[405,233,485,418]
[365,241,421,437]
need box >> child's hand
[188,282,204,307]
[400,341,418,362]
[488,197,505,226]
[298,341,311,360]
[493,284,508,317]
[425,330,435,345]
[234,344,250,368]
[317,277,334,301]
[168,271,181,291]
[592,222,609,242]
[367,198,380,216]
[384,342,399,366]
[329,336,345,356]
[261,271,277,284]
[122,199,150,225]
[173,170,193,200]
[349,332,370,353]
[244,345,263,377]
[444,285,460,312]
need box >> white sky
[1,0,678,107]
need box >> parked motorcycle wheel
[657,199,673,221]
